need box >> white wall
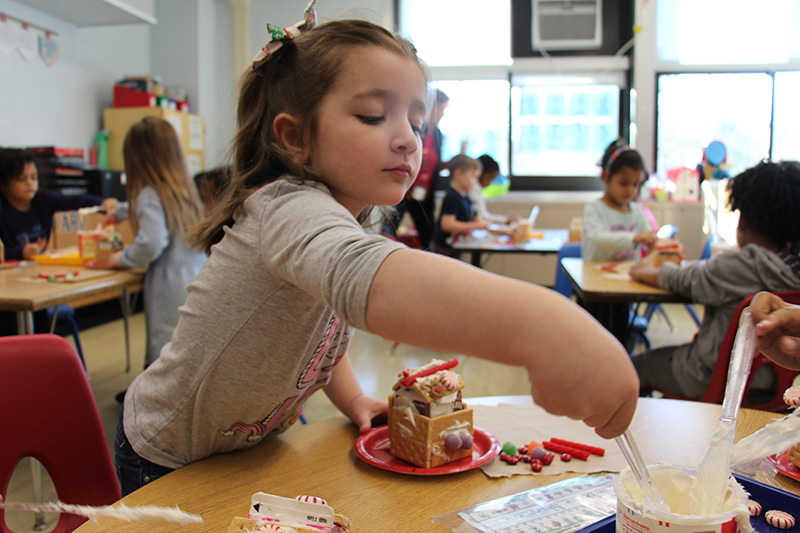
[0,0,150,150]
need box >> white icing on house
[438,420,471,439]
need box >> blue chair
[46,304,86,370]
[554,243,649,353]
[553,243,582,298]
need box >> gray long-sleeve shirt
[582,198,652,261]
[116,187,207,366]
[123,178,404,469]
[652,244,800,396]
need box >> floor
[3,299,702,532]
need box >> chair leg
[685,303,702,328]
[47,305,87,371]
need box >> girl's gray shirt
[123,178,404,469]
[582,198,652,261]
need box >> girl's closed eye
[357,115,384,125]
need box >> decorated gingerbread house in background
[388,359,473,468]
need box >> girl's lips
[387,165,413,177]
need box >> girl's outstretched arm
[366,249,639,439]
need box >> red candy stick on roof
[400,359,459,387]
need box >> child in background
[104,117,207,369]
[468,154,517,225]
[629,160,800,399]
[430,154,489,257]
[114,10,638,496]
[0,147,118,336]
[750,291,800,370]
[583,140,657,261]
[0,147,118,260]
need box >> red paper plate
[768,451,800,482]
[84,260,123,270]
[353,425,499,475]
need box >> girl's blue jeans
[113,404,175,496]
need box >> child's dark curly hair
[727,160,800,249]
[0,148,34,189]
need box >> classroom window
[510,78,620,177]
[772,71,800,162]
[655,72,776,179]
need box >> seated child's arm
[440,214,488,234]
[323,353,388,432]
[750,291,800,370]
[628,261,660,286]
[366,249,639,438]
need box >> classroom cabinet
[103,107,205,176]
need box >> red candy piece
[765,510,795,529]
[400,359,459,387]
[542,452,554,465]
[550,437,606,457]
[543,441,591,461]
[517,446,528,455]
[507,456,519,465]
[747,500,762,517]
[521,455,532,463]
[499,453,510,461]
[561,453,572,462]
[531,459,543,472]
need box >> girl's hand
[345,394,388,433]
[106,250,124,268]
[634,230,657,247]
[750,291,800,370]
[100,198,119,214]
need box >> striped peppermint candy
[747,499,762,516]
[294,495,327,505]
[783,386,800,407]
[765,510,795,529]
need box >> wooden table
[0,263,143,362]
[73,397,798,533]
[452,228,569,267]
[559,258,691,305]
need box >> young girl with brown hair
[114,2,638,496]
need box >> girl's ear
[600,170,610,183]
[273,113,309,162]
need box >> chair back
[554,243,582,298]
[661,291,800,412]
[0,334,120,533]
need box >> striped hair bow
[251,0,318,71]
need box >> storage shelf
[19,0,156,26]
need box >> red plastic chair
[659,291,800,412]
[0,334,120,533]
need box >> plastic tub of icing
[614,465,751,533]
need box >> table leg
[119,287,132,373]
[16,311,33,335]
[471,251,481,267]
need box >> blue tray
[581,475,800,533]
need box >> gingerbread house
[388,359,473,468]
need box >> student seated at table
[468,154,518,225]
[629,160,800,399]
[429,154,490,257]
[0,147,118,336]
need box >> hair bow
[251,0,318,71]
[606,144,630,171]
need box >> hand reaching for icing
[750,291,800,371]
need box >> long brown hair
[191,19,427,253]
[122,117,203,237]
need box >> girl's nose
[392,123,420,153]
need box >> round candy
[542,452,555,465]
[765,510,795,529]
[747,500,762,517]
[502,441,517,456]
[506,456,519,465]
[530,459,543,472]
[445,433,462,450]
[460,434,473,449]
[294,495,327,505]
[783,386,800,407]
[561,453,572,462]
[529,446,546,460]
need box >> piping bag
[679,309,756,515]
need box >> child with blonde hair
[114,2,638,496]
[105,117,207,369]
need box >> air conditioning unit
[532,0,603,51]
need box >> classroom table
[73,396,798,533]
[451,228,570,267]
[0,262,143,366]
